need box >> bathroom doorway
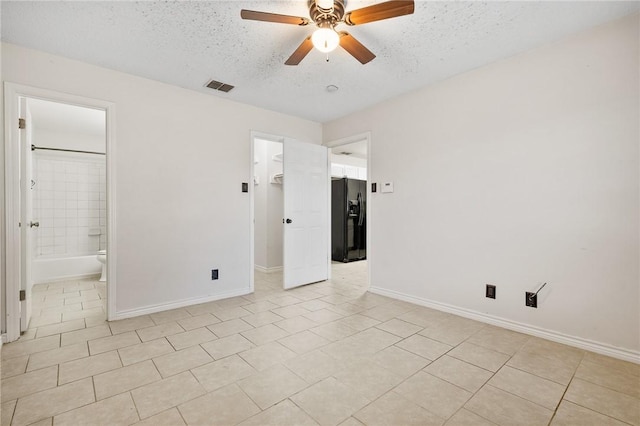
[4,83,115,342]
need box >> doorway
[253,137,285,289]
[250,132,329,291]
[4,83,116,342]
[326,133,371,289]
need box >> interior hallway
[1,262,638,425]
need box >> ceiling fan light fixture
[315,0,334,12]
[241,0,414,65]
[312,25,339,53]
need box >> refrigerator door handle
[357,192,364,226]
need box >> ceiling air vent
[206,79,234,93]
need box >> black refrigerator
[331,177,366,262]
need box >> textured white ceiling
[2,1,638,123]
[332,140,368,159]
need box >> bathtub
[33,255,102,284]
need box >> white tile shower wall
[33,151,106,257]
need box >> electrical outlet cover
[486,284,496,299]
[526,292,537,308]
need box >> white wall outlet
[381,182,394,193]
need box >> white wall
[266,142,283,269]
[1,43,322,320]
[331,154,367,168]
[253,141,268,269]
[324,15,639,357]
[32,127,105,154]
[253,139,284,271]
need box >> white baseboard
[255,265,283,273]
[369,286,640,364]
[112,287,253,321]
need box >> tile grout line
[16,377,97,425]
[550,346,586,423]
[559,350,639,423]
[570,364,640,399]
[504,361,577,387]
[175,404,189,425]
[549,373,577,425]
[378,337,507,423]
[484,383,556,414]
[128,389,144,423]
[7,398,18,426]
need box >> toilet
[97,249,107,282]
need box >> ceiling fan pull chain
[326,53,330,62]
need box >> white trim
[3,83,116,339]
[1,334,6,344]
[4,83,22,342]
[326,148,332,282]
[250,134,255,293]
[370,286,640,364]
[105,97,117,322]
[112,287,252,320]
[254,265,283,273]
[324,132,371,149]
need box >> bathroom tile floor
[1,262,639,425]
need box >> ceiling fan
[240,0,415,65]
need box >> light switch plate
[381,182,394,193]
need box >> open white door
[19,98,34,332]
[283,139,328,289]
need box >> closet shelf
[270,173,283,184]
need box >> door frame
[249,131,332,290]
[324,132,372,289]
[3,83,117,342]
[19,97,34,332]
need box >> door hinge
[19,290,26,301]
[18,118,26,129]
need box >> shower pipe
[31,144,105,156]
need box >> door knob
[286,218,293,224]
[29,221,40,228]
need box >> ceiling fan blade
[339,32,376,64]
[344,0,414,26]
[285,36,314,65]
[240,9,310,26]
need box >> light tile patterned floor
[1,262,639,425]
